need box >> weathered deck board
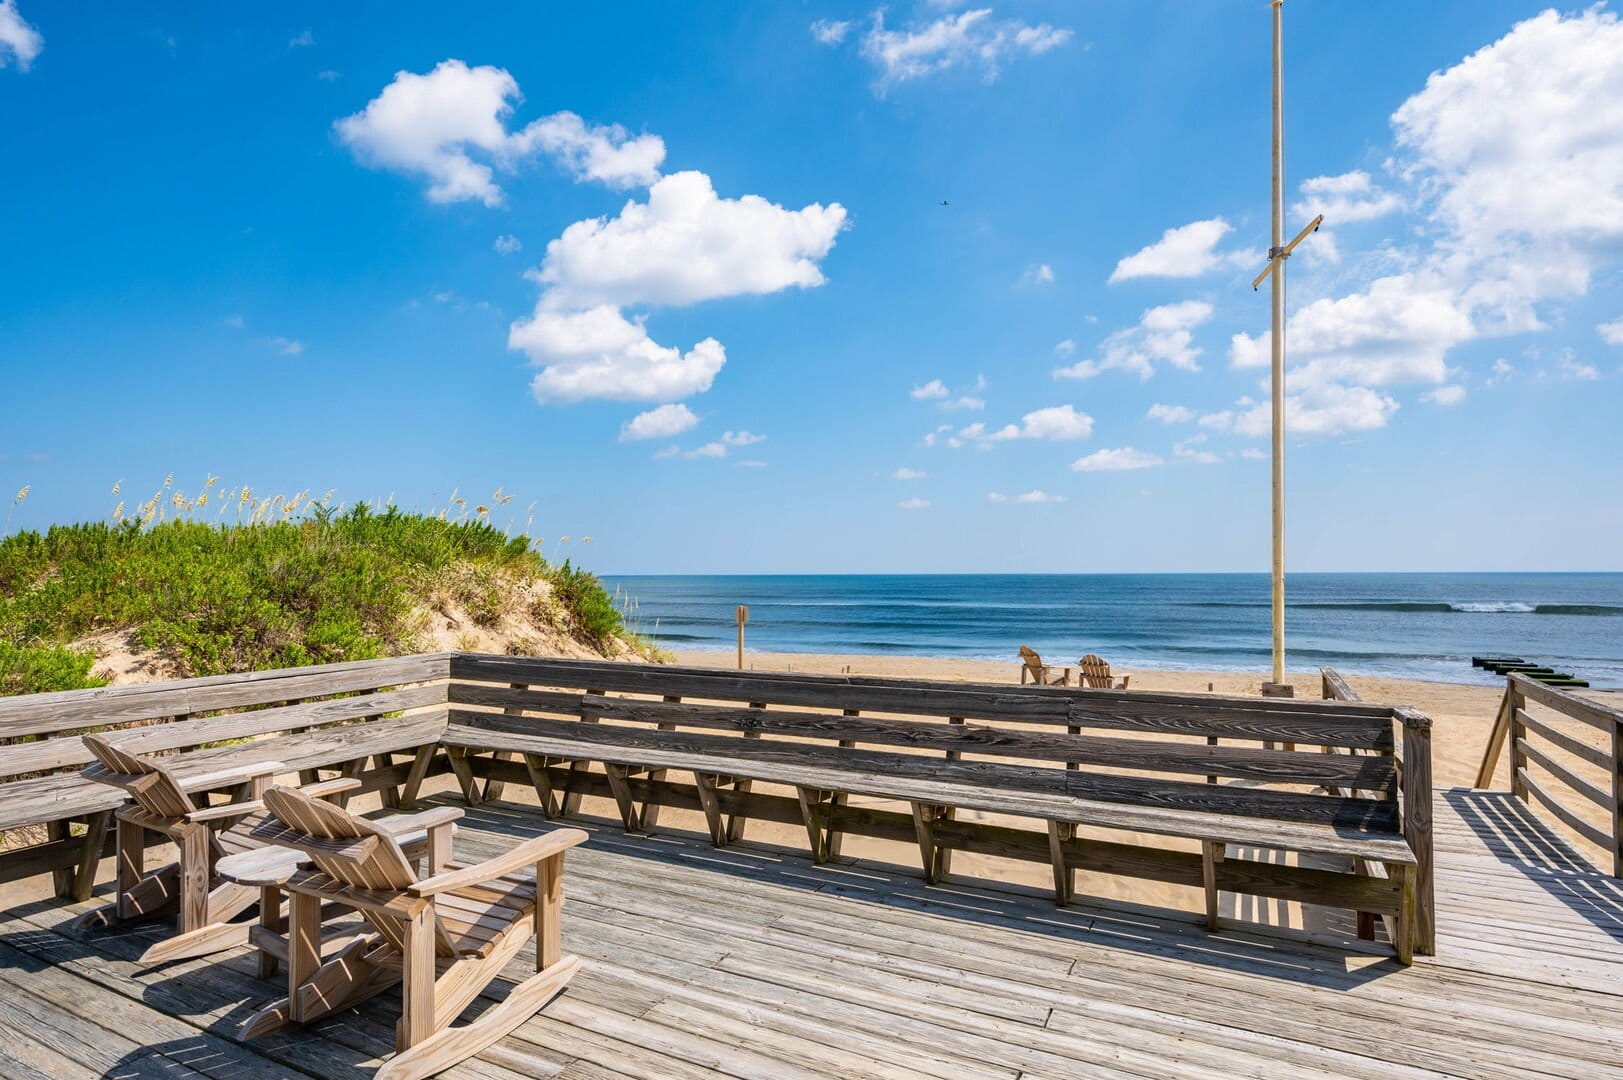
[0,786,1618,1079]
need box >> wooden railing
[1475,671,1623,877]
[1320,666,1435,954]
[0,653,1435,957]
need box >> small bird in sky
[939,200,949,206]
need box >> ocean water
[602,573,1623,689]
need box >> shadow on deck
[1442,787,1623,941]
[0,789,1619,1080]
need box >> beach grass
[0,502,626,695]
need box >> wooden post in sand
[1251,0,1321,698]
[736,605,749,670]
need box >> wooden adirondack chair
[229,785,586,1080]
[1078,653,1130,689]
[77,733,445,965]
[1018,646,1071,686]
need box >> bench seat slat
[441,723,1414,864]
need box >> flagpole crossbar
[1250,214,1324,291]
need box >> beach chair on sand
[227,785,586,1080]
[76,733,445,965]
[1018,646,1071,686]
[1078,653,1130,689]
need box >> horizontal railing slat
[1515,736,1611,810]
[0,653,452,740]
[448,691,1397,790]
[448,655,1394,747]
[1515,708,1612,770]
[1517,767,1611,849]
[1510,673,1622,733]
[0,683,447,780]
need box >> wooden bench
[443,654,1433,961]
[0,653,454,899]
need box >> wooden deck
[0,786,1619,1080]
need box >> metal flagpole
[1251,0,1322,696]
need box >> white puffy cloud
[910,379,949,400]
[1230,273,1474,390]
[989,404,1093,441]
[513,305,726,404]
[536,171,847,309]
[893,467,927,480]
[1557,351,1600,381]
[514,171,846,406]
[662,429,768,461]
[1070,448,1163,472]
[1392,7,1623,284]
[1019,262,1055,286]
[1293,171,1403,225]
[289,30,315,48]
[1146,403,1195,424]
[1052,339,1075,355]
[1109,219,1242,283]
[1423,385,1466,406]
[860,7,1071,94]
[1055,300,1212,380]
[1231,384,1400,437]
[337,61,666,206]
[336,61,526,206]
[1599,319,1623,346]
[0,1,42,72]
[619,402,699,441]
[898,497,931,510]
[493,234,522,255]
[510,111,665,190]
[810,19,852,46]
[1172,435,1221,465]
[988,490,1066,504]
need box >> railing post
[1611,717,1622,879]
[1398,707,1435,956]
[1508,677,1527,802]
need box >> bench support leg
[910,802,947,885]
[400,745,437,809]
[694,773,726,846]
[1388,861,1415,965]
[724,778,753,843]
[523,754,560,818]
[796,788,831,862]
[71,810,112,902]
[373,754,401,809]
[47,820,74,898]
[603,764,642,832]
[445,746,482,806]
[1201,841,1225,931]
[1047,821,1075,905]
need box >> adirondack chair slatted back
[1078,654,1115,689]
[259,786,457,956]
[1019,646,1046,682]
[82,734,199,819]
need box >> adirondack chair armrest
[179,759,290,792]
[381,806,463,833]
[186,800,265,824]
[408,828,588,897]
[1119,675,1130,689]
[299,777,363,802]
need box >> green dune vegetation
[0,502,652,697]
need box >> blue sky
[2,1,1620,573]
